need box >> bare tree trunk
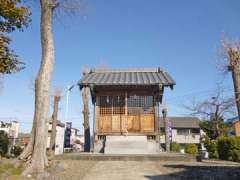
[231,66,240,118]
[49,96,60,154]
[44,117,49,167]
[19,108,36,160]
[21,0,55,175]
[82,86,90,152]
[163,107,170,152]
[225,45,240,118]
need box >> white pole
[65,85,75,123]
[65,85,70,123]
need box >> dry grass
[0,162,23,179]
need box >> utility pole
[64,85,75,150]
[162,106,170,152]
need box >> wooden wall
[94,86,161,135]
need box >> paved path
[82,161,163,180]
[47,160,240,180]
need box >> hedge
[11,146,23,157]
[0,131,9,157]
[170,142,181,152]
[204,138,218,159]
[217,136,240,162]
[185,144,198,155]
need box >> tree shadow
[145,164,240,180]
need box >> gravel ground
[45,160,240,180]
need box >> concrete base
[94,139,105,153]
[147,140,159,154]
[95,136,159,154]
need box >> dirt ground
[1,160,240,180]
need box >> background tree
[0,0,31,74]
[19,0,84,175]
[49,87,62,155]
[221,37,240,118]
[185,89,235,139]
[199,120,230,140]
[0,131,9,157]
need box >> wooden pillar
[162,106,170,152]
[82,86,91,152]
[95,97,99,138]
[92,101,96,151]
[157,101,162,150]
[111,96,113,132]
[154,96,160,143]
[154,96,158,133]
[123,91,128,134]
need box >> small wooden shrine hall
[78,67,175,153]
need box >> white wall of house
[0,121,19,138]
[70,128,80,145]
[10,121,19,138]
[160,128,201,144]
[0,127,9,134]
[47,123,65,155]
[54,126,65,155]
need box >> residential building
[47,120,65,155]
[232,121,240,136]
[0,121,19,139]
[16,133,30,148]
[70,128,80,145]
[226,117,240,136]
[160,117,201,145]
[72,134,84,152]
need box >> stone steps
[55,153,196,162]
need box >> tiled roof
[226,116,239,124]
[78,67,175,88]
[160,117,200,128]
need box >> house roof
[49,120,65,128]
[159,117,200,128]
[78,67,175,89]
[226,116,240,124]
[71,128,80,132]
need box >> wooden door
[97,95,125,133]
[112,115,121,132]
[127,94,154,133]
[98,115,111,132]
[140,114,154,132]
[127,115,141,132]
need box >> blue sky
[0,0,240,133]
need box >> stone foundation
[94,135,159,154]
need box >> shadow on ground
[145,164,240,180]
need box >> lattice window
[99,96,112,115]
[112,95,125,114]
[98,95,125,115]
[127,95,154,115]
